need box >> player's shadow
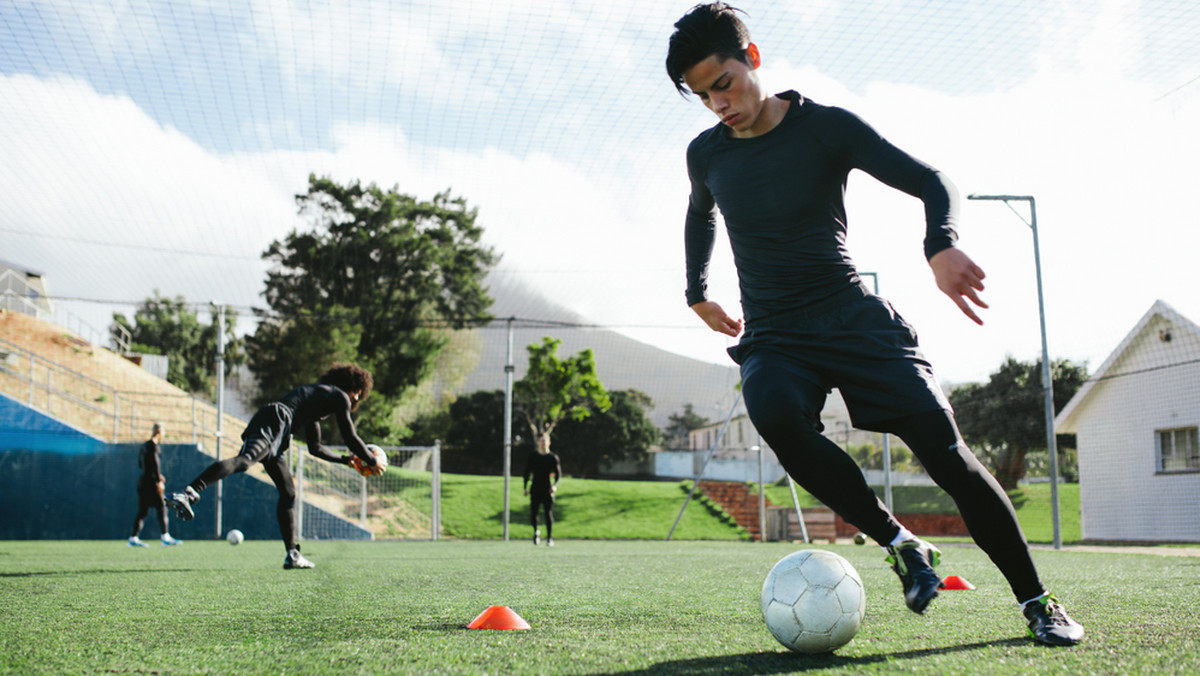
[585,638,1029,675]
[0,568,200,577]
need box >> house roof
[1055,299,1200,433]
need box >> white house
[1055,300,1200,543]
[672,389,926,484]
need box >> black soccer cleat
[164,491,195,521]
[886,538,941,614]
[1024,595,1084,646]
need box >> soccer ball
[366,444,389,473]
[853,532,868,545]
[226,529,244,545]
[761,549,866,653]
[352,445,390,476]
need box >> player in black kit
[665,3,1083,646]
[523,436,562,546]
[165,364,380,569]
[127,422,182,547]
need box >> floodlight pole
[211,302,226,540]
[966,194,1062,550]
[860,272,893,512]
[502,317,515,541]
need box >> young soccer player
[523,434,562,546]
[165,364,379,569]
[127,422,182,547]
[665,3,1083,646]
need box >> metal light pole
[211,301,226,540]
[502,317,515,541]
[966,194,1062,550]
[860,272,893,512]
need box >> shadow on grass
[587,638,1030,675]
[0,568,201,577]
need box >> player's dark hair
[666,3,752,97]
[319,363,373,403]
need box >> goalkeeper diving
[165,363,381,569]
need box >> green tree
[949,356,1088,489]
[407,389,523,475]
[111,291,243,397]
[257,174,497,400]
[514,337,611,455]
[662,403,710,451]
[244,309,363,407]
[553,389,660,477]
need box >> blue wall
[0,392,370,542]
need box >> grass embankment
[412,469,1081,544]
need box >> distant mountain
[458,274,742,429]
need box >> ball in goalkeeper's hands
[350,444,389,477]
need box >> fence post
[432,440,442,541]
[27,353,34,405]
[112,392,120,443]
[295,442,304,542]
[46,370,53,416]
[360,469,368,530]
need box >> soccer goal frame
[293,443,442,541]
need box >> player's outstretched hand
[929,247,988,325]
[691,300,744,337]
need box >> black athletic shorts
[729,283,950,431]
[238,402,294,462]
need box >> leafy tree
[514,337,611,455]
[407,389,528,475]
[111,291,243,397]
[553,389,660,477]
[244,309,363,408]
[256,174,497,400]
[662,403,710,451]
[843,441,920,473]
[949,356,1088,489]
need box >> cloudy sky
[2,0,1198,384]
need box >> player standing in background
[165,364,379,569]
[128,422,182,547]
[665,2,1083,646]
[523,434,562,546]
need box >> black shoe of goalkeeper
[165,492,195,521]
[1024,595,1084,646]
[886,538,941,614]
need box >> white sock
[888,527,916,547]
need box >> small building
[1055,300,1200,542]
[0,258,53,320]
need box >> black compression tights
[189,452,299,552]
[530,496,554,538]
[749,401,1046,602]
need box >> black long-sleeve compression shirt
[684,91,959,323]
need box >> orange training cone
[939,574,976,590]
[467,605,531,630]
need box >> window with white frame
[1157,427,1199,473]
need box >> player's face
[682,45,771,138]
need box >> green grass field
[2,539,1198,674]
[433,471,1081,544]
[436,472,745,540]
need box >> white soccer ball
[761,549,866,653]
[226,529,244,545]
[366,444,389,473]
